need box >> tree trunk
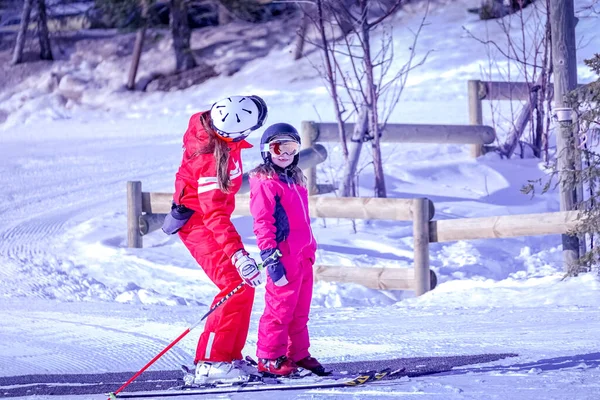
[12,0,34,65]
[127,0,148,90]
[37,0,53,60]
[543,78,555,162]
[127,26,146,90]
[339,108,369,197]
[218,4,233,25]
[533,95,543,158]
[550,0,579,271]
[360,0,386,198]
[170,0,197,72]
[537,14,552,160]
[330,0,354,36]
[370,119,387,198]
[501,68,553,159]
[293,12,308,61]
[316,0,349,160]
[501,89,538,158]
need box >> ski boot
[296,356,332,376]
[193,360,254,385]
[258,356,298,377]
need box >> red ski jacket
[174,111,252,258]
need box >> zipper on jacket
[292,182,314,246]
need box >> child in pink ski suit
[249,123,329,377]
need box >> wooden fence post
[413,198,431,296]
[301,121,319,195]
[468,80,484,158]
[127,181,143,248]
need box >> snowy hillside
[0,0,599,399]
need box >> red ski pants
[180,237,255,363]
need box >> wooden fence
[300,120,496,195]
[127,179,582,296]
[129,183,436,296]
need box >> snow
[1,0,600,399]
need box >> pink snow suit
[174,111,254,364]
[249,171,317,362]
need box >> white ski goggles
[264,140,300,157]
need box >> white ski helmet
[209,95,268,142]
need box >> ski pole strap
[261,249,282,265]
[190,281,244,330]
[189,252,279,330]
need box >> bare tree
[170,0,197,72]
[304,0,429,198]
[127,0,149,90]
[12,0,34,65]
[465,0,554,160]
[293,11,309,60]
[37,0,53,60]
[579,0,600,15]
[12,0,53,64]
[217,2,234,25]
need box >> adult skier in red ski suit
[168,95,268,384]
[248,123,329,377]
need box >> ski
[110,368,406,398]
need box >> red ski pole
[108,251,280,399]
[108,282,245,399]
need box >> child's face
[267,135,298,169]
[271,152,294,169]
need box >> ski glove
[261,248,288,287]
[232,250,263,287]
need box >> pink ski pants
[256,252,314,362]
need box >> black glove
[261,248,287,287]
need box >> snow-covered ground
[1,0,599,399]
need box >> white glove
[232,250,263,287]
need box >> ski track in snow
[0,137,179,299]
[1,299,599,399]
[0,310,193,377]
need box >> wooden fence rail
[430,211,580,242]
[301,120,496,194]
[302,122,496,144]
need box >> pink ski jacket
[249,172,316,260]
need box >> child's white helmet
[209,95,268,142]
